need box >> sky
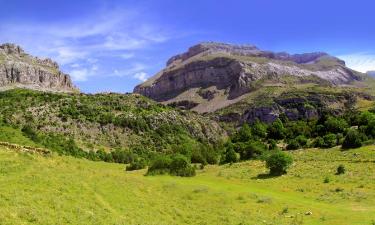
[0,0,374,93]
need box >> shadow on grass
[251,173,280,180]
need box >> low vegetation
[0,145,374,224]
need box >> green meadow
[0,145,374,225]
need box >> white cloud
[120,53,135,59]
[0,8,170,82]
[133,72,148,82]
[70,69,89,82]
[338,53,375,73]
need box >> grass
[0,145,374,224]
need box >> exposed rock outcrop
[0,43,78,92]
[134,42,371,124]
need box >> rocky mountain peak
[166,42,340,67]
[134,42,363,114]
[0,43,25,55]
[0,43,78,93]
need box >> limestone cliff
[0,43,78,92]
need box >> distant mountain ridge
[134,42,372,123]
[0,43,78,92]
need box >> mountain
[368,71,375,77]
[0,43,78,92]
[134,42,373,123]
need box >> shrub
[336,165,346,175]
[268,139,279,150]
[287,135,308,150]
[324,117,348,134]
[314,137,325,148]
[267,119,286,140]
[169,154,196,177]
[342,129,363,149]
[286,139,300,150]
[220,142,239,164]
[232,124,252,143]
[322,133,337,148]
[265,151,293,176]
[234,141,266,160]
[251,120,267,138]
[126,158,147,171]
[146,156,172,175]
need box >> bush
[286,139,300,150]
[126,158,147,171]
[286,135,308,150]
[265,151,293,176]
[322,133,337,148]
[268,139,279,150]
[234,141,266,160]
[324,117,349,134]
[336,164,346,175]
[169,154,196,177]
[251,120,267,138]
[232,124,252,143]
[267,119,286,140]
[146,156,172,175]
[220,143,238,164]
[314,133,337,148]
[314,137,325,148]
[342,129,363,149]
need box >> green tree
[324,117,348,134]
[251,120,267,138]
[342,129,363,149]
[267,119,285,140]
[265,151,293,176]
[232,123,252,143]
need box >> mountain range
[134,42,373,123]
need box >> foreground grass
[0,146,374,224]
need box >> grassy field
[0,145,374,225]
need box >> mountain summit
[134,42,365,114]
[0,43,78,92]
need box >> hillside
[0,89,225,158]
[0,43,78,93]
[0,145,374,224]
[134,42,374,124]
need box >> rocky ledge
[0,43,78,92]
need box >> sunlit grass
[0,145,374,224]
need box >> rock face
[134,42,369,124]
[0,43,78,92]
[134,42,361,102]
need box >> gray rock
[0,43,78,93]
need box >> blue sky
[0,0,374,93]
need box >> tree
[267,119,286,140]
[324,117,349,134]
[232,123,252,143]
[342,129,363,149]
[322,133,337,148]
[234,141,266,160]
[251,120,267,138]
[265,151,293,176]
[221,143,239,164]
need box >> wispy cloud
[0,8,170,82]
[338,53,375,73]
